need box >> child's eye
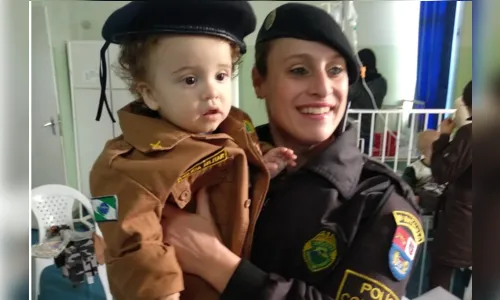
[216,73,228,81]
[290,67,308,76]
[184,76,197,85]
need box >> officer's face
[254,38,349,145]
[138,35,234,133]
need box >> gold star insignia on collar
[150,140,163,150]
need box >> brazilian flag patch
[91,195,118,222]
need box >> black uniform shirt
[221,123,423,300]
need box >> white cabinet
[67,41,124,197]
[67,40,240,197]
[68,41,110,89]
[71,89,113,197]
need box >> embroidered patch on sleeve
[336,269,399,300]
[392,211,425,244]
[177,148,228,182]
[303,230,338,272]
[388,211,424,281]
[91,195,118,222]
[243,120,255,133]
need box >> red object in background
[372,131,397,157]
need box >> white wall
[355,1,420,105]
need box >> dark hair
[254,41,272,77]
[358,48,376,70]
[462,80,472,110]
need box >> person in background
[162,3,423,300]
[402,130,440,189]
[348,48,387,154]
[402,130,445,214]
[429,80,472,295]
[453,94,472,129]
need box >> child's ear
[137,82,159,111]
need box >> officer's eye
[184,76,197,85]
[290,67,308,76]
[328,66,344,76]
[216,72,229,82]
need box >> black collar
[256,123,364,199]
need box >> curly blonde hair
[114,34,243,98]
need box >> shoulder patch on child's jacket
[177,148,229,182]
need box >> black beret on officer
[96,1,257,122]
[256,3,359,85]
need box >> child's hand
[263,147,297,178]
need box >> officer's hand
[162,187,222,275]
[162,188,240,292]
[263,147,297,178]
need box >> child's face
[140,35,234,133]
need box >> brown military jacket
[90,102,270,300]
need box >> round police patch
[389,245,413,281]
[302,230,338,272]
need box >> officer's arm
[90,166,184,299]
[221,194,422,300]
[431,125,472,184]
[221,259,344,300]
[326,197,423,300]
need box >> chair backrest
[31,184,94,242]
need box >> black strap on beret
[95,41,116,123]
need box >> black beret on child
[96,1,257,122]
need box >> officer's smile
[296,103,334,121]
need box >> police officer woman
[163,3,423,300]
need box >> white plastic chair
[31,184,112,300]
